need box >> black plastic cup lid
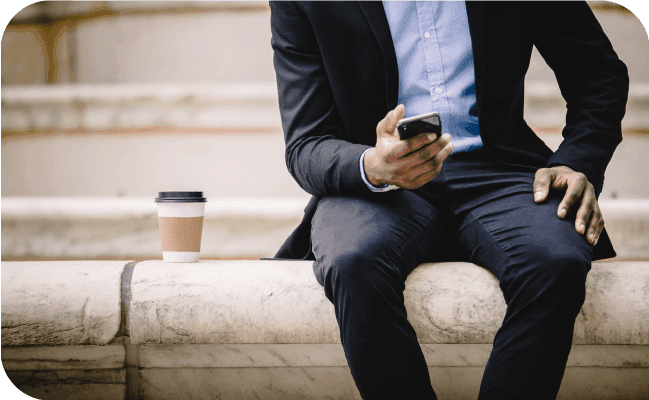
[155,191,207,203]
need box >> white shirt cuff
[359,148,400,192]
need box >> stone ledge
[136,343,649,369]
[1,261,129,346]
[3,260,647,347]
[3,197,649,259]
[129,260,649,345]
[2,259,648,400]
[1,345,125,371]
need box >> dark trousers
[311,148,593,400]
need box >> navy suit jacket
[270,1,629,261]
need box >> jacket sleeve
[527,1,629,193]
[270,1,373,197]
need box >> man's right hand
[364,104,454,190]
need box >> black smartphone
[397,112,442,141]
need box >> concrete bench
[2,260,648,399]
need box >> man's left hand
[533,166,603,246]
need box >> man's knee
[530,237,591,279]
[314,247,405,301]
[507,242,591,312]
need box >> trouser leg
[445,153,593,399]
[311,191,445,400]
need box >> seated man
[270,1,629,399]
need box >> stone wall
[2,260,648,399]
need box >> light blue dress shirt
[361,0,483,191]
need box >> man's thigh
[449,167,594,284]
[310,190,446,286]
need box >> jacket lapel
[465,1,486,119]
[357,1,399,110]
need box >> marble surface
[138,343,349,368]
[2,345,125,371]
[137,343,648,369]
[575,261,649,345]
[557,368,649,400]
[8,382,126,400]
[137,365,649,400]
[1,261,129,345]
[129,260,340,344]
[129,260,649,345]
[405,263,507,344]
[139,367,362,400]
[6,368,126,400]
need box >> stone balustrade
[2,260,648,399]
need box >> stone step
[2,197,649,260]
[2,81,648,131]
[1,260,648,400]
[2,130,648,199]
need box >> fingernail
[589,233,595,242]
[594,237,599,246]
[534,191,543,202]
[579,224,585,233]
[558,208,566,218]
[428,133,437,141]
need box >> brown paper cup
[155,192,206,262]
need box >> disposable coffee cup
[155,191,207,262]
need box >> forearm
[528,1,629,193]
[285,135,372,197]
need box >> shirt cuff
[359,148,400,192]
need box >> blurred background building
[1,1,648,260]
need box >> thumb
[378,104,405,138]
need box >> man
[270,1,628,399]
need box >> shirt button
[435,87,444,94]
[424,31,431,39]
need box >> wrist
[363,148,387,187]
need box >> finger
[407,150,448,188]
[593,217,605,246]
[574,188,595,235]
[395,133,451,161]
[413,140,454,173]
[434,140,454,165]
[376,104,405,138]
[387,131,439,160]
[533,169,554,202]
[410,167,440,189]
[557,178,586,219]
[402,131,439,154]
[387,104,405,136]
[586,203,604,245]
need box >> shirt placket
[415,1,450,119]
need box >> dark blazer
[270,1,629,261]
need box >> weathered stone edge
[2,260,648,348]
